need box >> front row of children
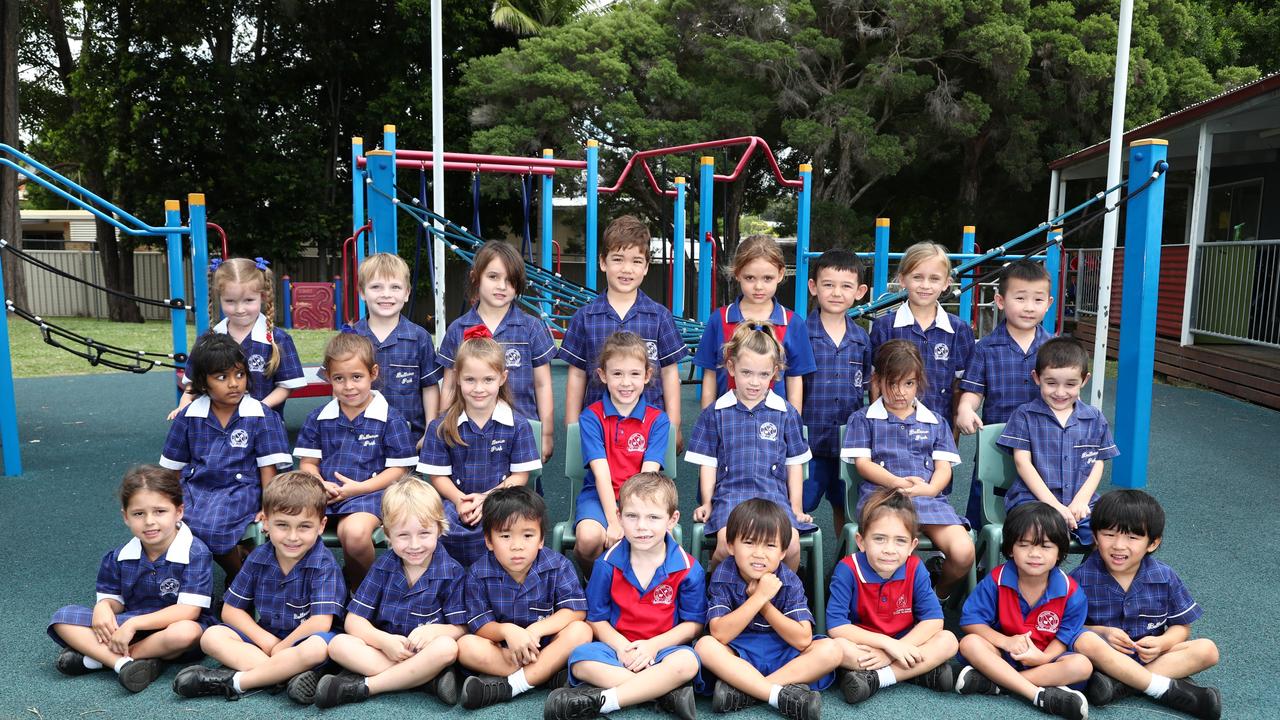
[51,464,1220,720]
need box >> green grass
[3,316,335,378]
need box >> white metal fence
[1189,239,1280,349]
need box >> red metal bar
[708,231,719,306]
[551,240,562,274]
[341,223,372,322]
[207,222,228,259]
[598,136,803,197]
[356,157,556,175]
[392,149,587,170]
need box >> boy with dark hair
[1071,490,1221,719]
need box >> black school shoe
[173,665,239,700]
[1084,670,1133,706]
[1157,678,1222,720]
[776,684,821,720]
[955,665,1000,695]
[839,669,880,704]
[461,674,513,709]
[711,680,759,713]
[313,673,370,709]
[286,668,334,705]
[910,663,955,693]
[656,684,697,720]
[55,648,94,676]
[1033,686,1089,720]
[425,665,460,706]
[117,658,165,693]
[544,685,605,720]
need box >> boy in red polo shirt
[546,473,704,720]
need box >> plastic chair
[550,422,682,556]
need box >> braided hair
[210,258,281,376]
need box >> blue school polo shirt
[959,321,1051,424]
[827,553,941,638]
[347,545,468,636]
[1069,550,1203,642]
[586,535,706,642]
[352,316,442,438]
[998,397,1119,510]
[580,396,670,498]
[439,305,556,420]
[961,561,1087,651]
[802,311,872,456]
[870,303,974,418]
[464,548,587,633]
[224,540,346,640]
[692,299,817,405]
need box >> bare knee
[959,633,992,656]
[200,626,233,653]
[1059,652,1093,677]
[665,648,700,681]
[167,620,204,648]
[948,538,975,566]
[456,633,490,662]
[427,635,460,664]
[695,635,724,657]
[575,523,604,559]
[560,620,593,645]
[298,636,331,666]
[808,637,842,665]
[785,532,801,567]
[935,629,959,657]
[1189,638,1220,667]
[338,518,374,548]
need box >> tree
[1,0,26,310]
[490,0,593,35]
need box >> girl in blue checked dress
[418,332,542,567]
[841,339,975,599]
[160,333,293,578]
[296,332,419,590]
[50,466,214,693]
[686,321,813,570]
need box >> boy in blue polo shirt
[801,249,871,533]
[998,338,1118,546]
[172,471,346,704]
[1071,490,1221,719]
[956,260,1054,527]
[547,472,704,720]
[457,486,591,709]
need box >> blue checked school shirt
[691,299,818,405]
[183,313,306,409]
[870,303,974,420]
[1069,550,1203,642]
[997,397,1119,510]
[352,316,442,438]
[959,322,1052,424]
[802,311,873,456]
[439,305,556,421]
[94,523,215,621]
[464,547,587,633]
[559,291,688,410]
[347,545,468,636]
[224,540,346,639]
[294,391,419,518]
[706,558,814,635]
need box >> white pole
[430,0,446,347]
[1090,0,1135,409]
[1181,122,1212,346]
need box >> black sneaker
[55,648,93,676]
[1157,678,1221,720]
[461,674,513,709]
[1034,686,1089,720]
[548,668,572,689]
[544,685,605,720]
[839,670,879,704]
[172,665,239,700]
[776,684,821,720]
[313,673,369,709]
[286,669,330,705]
[426,665,460,706]
[117,658,165,693]
[711,679,759,713]
[955,665,1000,695]
[1084,671,1133,706]
[910,663,955,693]
[656,684,697,720]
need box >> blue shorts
[574,486,609,530]
[225,624,337,661]
[959,648,1086,690]
[713,632,834,691]
[802,456,845,513]
[568,642,699,686]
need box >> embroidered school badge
[854,369,863,387]
[652,584,674,605]
[229,429,249,449]
[645,340,659,362]
[505,347,521,368]
[933,343,949,361]
[1036,610,1061,633]
[758,422,779,441]
[159,578,181,598]
[248,354,266,372]
[627,433,647,453]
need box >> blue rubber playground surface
[1,364,1276,719]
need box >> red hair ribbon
[463,325,493,341]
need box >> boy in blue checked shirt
[695,500,840,720]
[1071,491,1221,719]
[801,249,871,533]
[998,338,1119,546]
[173,471,346,705]
[547,472,704,720]
[956,260,1054,527]
[313,477,468,709]
[561,216,687,447]
[457,486,591,709]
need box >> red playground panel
[290,282,337,330]
[175,366,332,399]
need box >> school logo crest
[158,578,180,598]
[248,354,266,372]
[854,369,863,388]
[229,429,249,449]
[645,340,659,362]
[627,433,647,453]
[505,347,521,368]
[490,438,506,453]
[758,422,778,441]
[895,594,911,614]
[1036,610,1061,633]
[652,584,674,606]
[933,343,949,361]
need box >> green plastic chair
[550,422,682,556]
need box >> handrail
[341,223,372,322]
[207,222,229,258]
[598,136,802,197]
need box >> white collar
[183,394,265,419]
[117,522,195,564]
[214,313,271,343]
[865,397,940,424]
[713,390,787,412]
[459,400,515,427]
[892,302,954,333]
[317,390,390,422]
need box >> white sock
[600,687,621,713]
[1144,674,1171,698]
[768,684,782,708]
[232,672,245,694]
[82,656,104,670]
[876,666,898,688]
[112,656,132,673]
[507,668,532,696]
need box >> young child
[351,252,443,444]
[956,260,1055,527]
[172,471,347,704]
[419,334,542,567]
[160,333,293,578]
[801,248,872,533]
[573,331,671,570]
[842,339,974,598]
[440,241,556,461]
[560,215,687,443]
[956,502,1092,720]
[695,499,840,720]
[295,333,418,589]
[693,234,816,410]
[686,322,814,570]
[313,477,467,708]
[869,242,974,424]
[548,472,704,720]
[50,465,213,693]
[456,486,591,709]
[1070,490,1221,719]
[998,337,1119,546]
[171,257,305,417]
[827,489,958,705]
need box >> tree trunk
[1,0,27,309]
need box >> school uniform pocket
[387,364,420,390]
[1074,444,1101,465]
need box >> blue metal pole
[795,164,813,311]
[366,150,397,255]
[282,276,293,329]
[540,148,555,318]
[697,156,715,323]
[188,194,210,335]
[959,225,975,324]
[165,200,187,404]
[0,245,22,476]
[1112,139,1169,489]
[352,136,367,319]
[585,140,600,291]
[334,276,344,329]
[673,177,687,318]
[1044,227,1062,334]
[874,218,890,301]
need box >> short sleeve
[778,569,814,626]
[1165,570,1204,627]
[224,560,258,611]
[706,579,734,622]
[309,557,347,618]
[997,406,1033,453]
[437,319,463,368]
[94,551,124,604]
[159,414,192,470]
[382,410,419,467]
[464,569,496,633]
[868,316,890,369]
[953,321,975,378]
[527,321,557,367]
[644,413,671,466]
[557,310,591,370]
[550,555,587,612]
[841,410,873,460]
[347,565,386,621]
[1058,584,1088,648]
[579,410,607,465]
[932,418,962,466]
[782,319,817,377]
[417,421,453,476]
[653,311,689,367]
[684,408,720,467]
[783,408,812,465]
[584,558,615,623]
[825,560,857,631]
[271,330,306,389]
[959,573,999,628]
[293,412,324,460]
[418,332,443,386]
[911,562,944,623]
[691,321,721,371]
[256,411,294,468]
[178,544,215,608]
[508,417,542,474]
[959,343,989,395]
[1094,416,1120,461]
[676,560,708,624]
[441,563,469,625]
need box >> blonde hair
[323,332,377,376]
[211,258,280,375]
[468,241,527,303]
[722,320,785,375]
[731,234,786,279]
[897,242,951,278]
[263,470,327,518]
[619,471,678,516]
[437,337,514,448]
[358,252,411,289]
[382,476,449,536]
[597,331,653,375]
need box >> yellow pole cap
[963,225,975,233]
[366,150,393,157]
[543,149,554,157]
[876,218,890,227]
[383,124,396,133]
[675,176,685,184]
[1130,138,1168,147]
[701,156,714,165]
[352,136,363,145]
[799,163,812,172]
[1051,226,1063,234]
[587,139,599,148]
[165,200,180,211]
[188,193,205,206]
